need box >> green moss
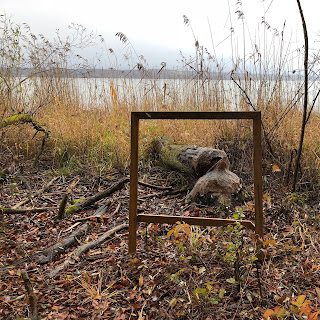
[0,113,46,132]
[65,198,86,216]
[72,198,85,204]
[0,114,32,129]
[159,144,192,174]
[65,204,81,216]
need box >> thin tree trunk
[292,0,308,191]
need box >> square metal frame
[129,111,263,254]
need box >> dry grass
[1,76,320,188]
[1,13,320,192]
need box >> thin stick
[13,176,59,209]
[138,180,173,190]
[20,270,38,320]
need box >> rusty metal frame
[129,111,263,254]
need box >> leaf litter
[0,161,320,319]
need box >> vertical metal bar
[253,113,264,240]
[129,113,139,254]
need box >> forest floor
[0,158,320,320]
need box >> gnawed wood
[153,137,228,176]
[153,137,241,204]
[33,202,110,264]
[186,158,241,204]
[48,223,128,278]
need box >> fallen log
[65,177,129,216]
[186,158,241,204]
[33,202,111,264]
[153,137,229,177]
[153,137,241,204]
[48,223,128,278]
[0,207,55,214]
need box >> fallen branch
[57,178,80,220]
[138,187,189,200]
[138,180,173,190]
[13,176,59,209]
[65,177,129,216]
[0,113,50,167]
[48,223,128,278]
[0,207,55,214]
[75,202,121,223]
[20,270,39,320]
[33,202,111,264]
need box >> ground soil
[0,158,319,320]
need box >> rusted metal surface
[137,214,255,231]
[129,111,264,255]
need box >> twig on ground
[138,180,173,190]
[13,176,60,209]
[0,207,55,214]
[20,269,39,320]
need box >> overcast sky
[3,0,320,69]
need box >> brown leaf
[139,276,143,287]
[316,287,320,303]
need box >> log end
[186,168,242,205]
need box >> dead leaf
[272,164,281,172]
[139,276,143,287]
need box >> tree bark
[153,137,229,176]
[153,137,241,204]
[292,0,308,191]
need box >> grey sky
[3,0,320,69]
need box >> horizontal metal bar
[137,214,255,231]
[132,111,260,120]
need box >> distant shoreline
[6,68,306,81]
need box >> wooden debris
[187,157,241,204]
[65,177,129,216]
[13,176,59,209]
[48,223,128,278]
[33,202,111,265]
[153,136,228,176]
[153,137,241,204]
[57,178,80,220]
[20,269,39,320]
[0,207,55,214]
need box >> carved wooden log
[153,137,241,204]
[153,137,229,177]
[186,158,241,204]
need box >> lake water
[17,75,320,112]
[70,77,320,112]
